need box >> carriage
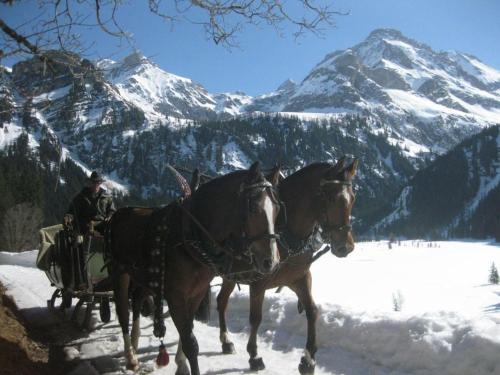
[37,223,113,330]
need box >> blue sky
[2,0,500,96]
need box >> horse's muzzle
[330,242,354,258]
[255,256,279,274]
[262,258,274,272]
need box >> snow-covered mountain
[248,28,500,152]
[1,30,499,236]
[4,29,500,153]
[99,51,252,122]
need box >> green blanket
[37,224,64,271]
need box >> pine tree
[489,262,499,284]
[392,290,404,312]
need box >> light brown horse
[214,157,358,374]
[108,162,281,375]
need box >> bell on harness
[156,340,170,367]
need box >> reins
[178,201,237,259]
[310,244,331,263]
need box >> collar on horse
[277,224,324,259]
[276,176,352,262]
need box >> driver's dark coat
[67,187,116,234]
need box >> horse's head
[191,162,281,274]
[318,156,358,258]
[238,162,281,274]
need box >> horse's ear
[335,156,347,171]
[190,168,201,192]
[266,165,282,187]
[346,158,359,179]
[325,156,346,178]
[248,161,262,182]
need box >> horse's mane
[280,161,351,199]
[284,161,350,184]
[285,162,330,181]
[189,167,268,237]
[192,168,267,203]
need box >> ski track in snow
[1,241,500,375]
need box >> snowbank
[0,241,499,374]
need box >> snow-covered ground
[1,240,500,375]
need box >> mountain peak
[121,50,150,69]
[277,79,297,92]
[362,28,431,53]
[95,51,150,72]
[367,28,404,40]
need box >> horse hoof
[298,356,316,374]
[249,357,265,371]
[126,351,139,371]
[126,362,139,372]
[222,342,236,354]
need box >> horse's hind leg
[217,279,236,354]
[289,271,318,375]
[114,273,139,371]
[247,286,266,371]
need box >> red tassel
[156,342,170,367]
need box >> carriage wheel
[62,291,73,309]
[71,298,85,322]
[72,297,95,331]
[99,296,111,323]
[48,289,61,310]
[81,300,94,331]
[48,289,72,311]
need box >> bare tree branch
[1,0,346,65]
[0,18,43,57]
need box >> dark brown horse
[108,162,281,374]
[214,157,358,374]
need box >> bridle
[182,179,281,270]
[225,180,281,265]
[317,178,353,239]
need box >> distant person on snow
[64,171,116,236]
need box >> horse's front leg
[175,338,190,375]
[217,279,237,354]
[114,273,139,371]
[130,288,145,352]
[289,270,318,375]
[169,304,199,375]
[169,288,208,375]
[247,285,266,371]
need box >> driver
[64,171,116,236]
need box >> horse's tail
[194,286,211,322]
